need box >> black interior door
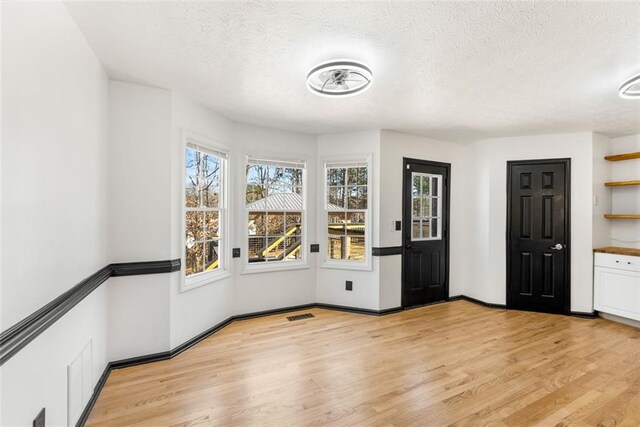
[402,159,450,308]
[507,159,570,314]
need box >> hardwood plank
[605,152,640,162]
[86,301,640,426]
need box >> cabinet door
[594,267,640,320]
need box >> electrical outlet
[346,281,353,291]
[232,248,241,258]
[33,408,45,427]
[310,244,319,253]
[395,220,402,231]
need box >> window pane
[432,177,439,196]
[421,219,430,239]
[328,168,345,186]
[204,211,219,240]
[412,175,420,197]
[422,197,430,218]
[185,176,199,208]
[265,236,285,259]
[422,176,430,196]
[203,154,219,179]
[328,212,346,235]
[248,212,266,236]
[286,212,302,234]
[248,237,266,262]
[347,211,365,225]
[186,211,203,241]
[432,198,438,217]
[246,164,268,204]
[328,186,345,209]
[202,181,219,208]
[346,236,365,260]
[204,240,219,271]
[284,168,303,192]
[284,236,302,260]
[358,186,368,209]
[432,218,439,239]
[412,220,420,240]
[355,167,367,185]
[328,236,343,260]
[185,148,200,177]
[347,185,359,209]
[185,242,203,276]
[412,198,420,217]
[267,212,285,235]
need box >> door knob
[550,243,564,250]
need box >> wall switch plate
[232,248,241,258]
[346,281,353,291]
[33,408,45,427]
[310,244,319,253]
[395,220,402,231]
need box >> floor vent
[287,313,315,322]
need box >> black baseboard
[316,303,403,316]
[457,295,507,309]
[76,361,112,427]
[570,310,598,319]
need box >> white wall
[2,1,108,328]
[1,2,110,425]
[610,134,640,249]
[316,131,382,310]
[464,132,595,312]
[379,131,470,307]
[592,133,613,248]
[106,81,173,360]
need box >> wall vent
[287,313,315,322]
[67,339,93,426]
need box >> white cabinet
[594,253,640,321]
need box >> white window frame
[320,154,373,271]
[410,172,443,241]
[242,154,309,274]
[181,131,231,292]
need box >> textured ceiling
[65,1,640,142]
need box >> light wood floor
[87,300,640,426]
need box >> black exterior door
[507,159,570,314]
[402,159,450,308]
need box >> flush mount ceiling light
[619,73,640,99]
[306,60,372,97]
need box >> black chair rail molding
[0,259,181,366]
[372,246,402,256]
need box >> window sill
[320,260,373,272]
[241,262,310,275]
[181,269,231,292]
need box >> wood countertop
[594,246,640,257]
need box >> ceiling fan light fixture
[618,73,640,99]
[306,60,372,97]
